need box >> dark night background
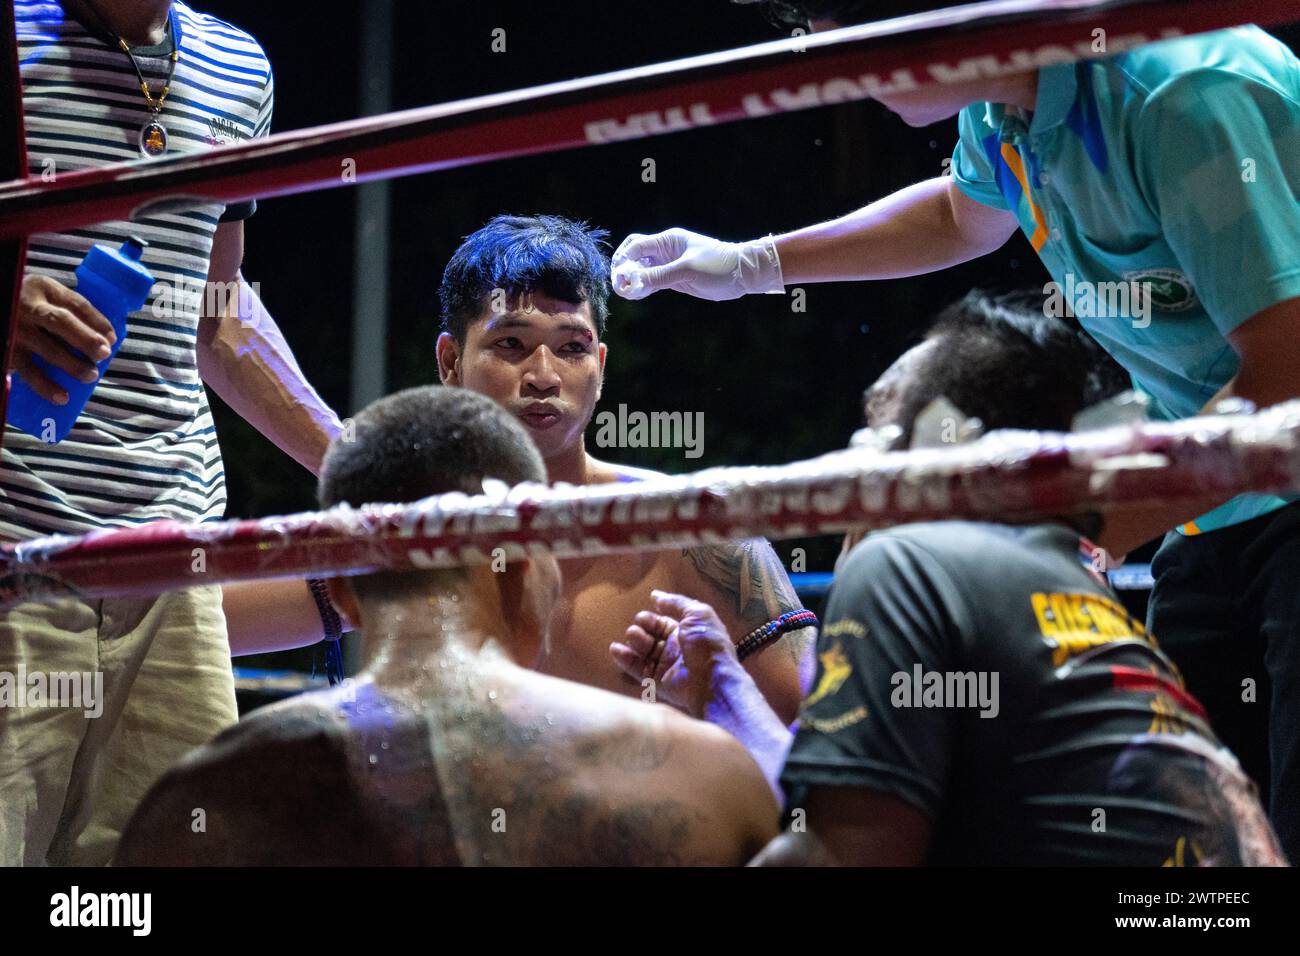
[194,2,1299,674]
[209,1,1041,529]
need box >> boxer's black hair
[319,386,545,596]
[440,214,611,343]
[875,289,1130,445]
[740,0,972,30]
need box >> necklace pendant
[139,120,168,158]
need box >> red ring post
[0,1,29,452]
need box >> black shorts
[1147,501,1300,860]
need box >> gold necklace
[81,1,181,158]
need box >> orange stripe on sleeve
[1000,143,1050,252]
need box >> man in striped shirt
[0,0,340,865]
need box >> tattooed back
[116,654,777,865]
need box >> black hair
[438,214,611,343]
[888,289,1131,443]
[741,0,972,30]
[319,385,545,597]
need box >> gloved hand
[610,228,785,302]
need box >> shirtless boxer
[223,216,812,721]
[115,386,777,865]
[435,215,814,722]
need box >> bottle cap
[81,237,156,307]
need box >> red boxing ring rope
[2,400,1298,608]
[2,0,1300,605]
[0,0,1297,242]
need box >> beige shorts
[0,585,235,866]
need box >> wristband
[307,577,343,642]
[735,609,818,662]
[307,577,346,686]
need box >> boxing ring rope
[2,0,1300,243]
[1,0,1298,245]
[2,400,1298,607]
[1,0,1299,605]
[2,0,1296,432]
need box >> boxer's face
[862,336,941,433]
[438,293,607,464]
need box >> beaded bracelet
[307,578,346,686]
[735,609,818,662]
[307,577,344,642]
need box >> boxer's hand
[12,275,115,403]
[610,228,784,302]
[610,589,739,717]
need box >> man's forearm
[698,659,794,803]
[1097,495,1227,557]
[774,177,1014,284]
[224,579,348,656]
[198,278,342,475]
[681,537,813,724]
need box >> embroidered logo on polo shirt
[802,640,853,709]
[1123,269,1199,313]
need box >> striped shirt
[1,0,272,542]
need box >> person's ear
[436,332,462,386]
[325,577,363,632]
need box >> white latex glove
[610,228,785,302]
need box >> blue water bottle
[7,237,155,443]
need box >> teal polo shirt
[951,26,1300,534]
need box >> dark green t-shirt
[781,521,1279,865]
